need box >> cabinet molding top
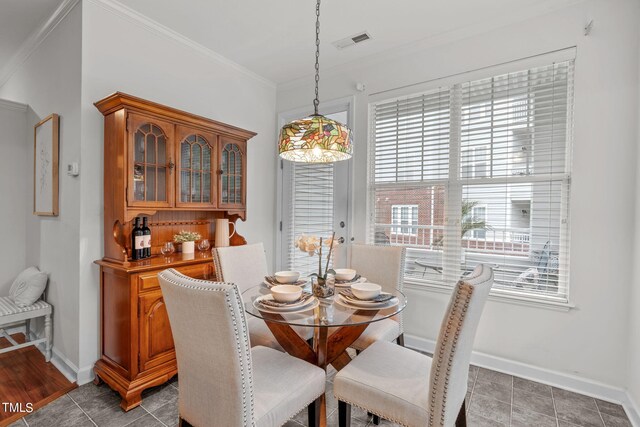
[94,92,257,140]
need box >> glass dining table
[242,283,407,426]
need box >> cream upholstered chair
[212,243,269,295]
[347,244,406,350]
[158,269,326,427]
[213,243,312,349]
[334,264,494,427]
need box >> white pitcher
[214,218,236,247]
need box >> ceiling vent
[332,31,372,50]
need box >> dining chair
[158,269,326,427]
[347,244,406,350]
[213,242,312,349]
[333,264,494,427]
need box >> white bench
[0,297,52,361]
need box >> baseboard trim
[76,364,95,386]
[405,334,639,426]
[5,325,78,384]
[50,347,79,384]
[624,393,640,427]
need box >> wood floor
[0,333,76,427]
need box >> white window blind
[287,162,334,276]
[369,59,574,303]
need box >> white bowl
[271,285,303,303]
[351,282,382,300]
[334,268,357,281]
[274,271,300,284]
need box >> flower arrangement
[173,230,202,243]
[295,232,339,297]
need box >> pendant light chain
[313,0,321,115]
[277,0,352,163]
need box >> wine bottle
[132,217,144,260]
[142,217,151,258]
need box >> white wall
[278,0,640,390]
[0,100,27,295]
[0,0,277,383]
[0,4,83,368]
[76,1,277,374]
[628,41,640,417]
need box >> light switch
[67,162,79,176]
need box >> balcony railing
[374,223,531,254]
[374,223,560,297]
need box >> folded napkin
[335,274,362,285]
[339,289,395,303]
[258,292,314,308]
[264,276,306,287]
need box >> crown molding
[0,98,28,112]
[85,0,276,89]
[0,0,80,89]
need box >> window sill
[404,278,575,312]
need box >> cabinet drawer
[138,263,215,292]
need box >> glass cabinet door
[128,114,174,207]
[175,126,217,208]
[218,137,246,209]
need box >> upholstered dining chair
[213,243,313,349]
[346,244,406,350]
[158,269,326,427]
[333,264,494,427]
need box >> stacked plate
[263,275,307,288]
[335,289,399,310]
[253,293,319,314]
[334,274,367,288]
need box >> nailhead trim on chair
[278,395,325,427]
[212,249,224,281]
[161,268,325,427]
[334,397,412,427]
[428,282,473,427]
[158,269,255,425]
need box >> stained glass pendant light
[278,0,353,163]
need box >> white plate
[263,279,307,288]
[334,277,368,288]
[334,294,399,310]
[339,292,394,306]
[255,294,309,308]
[253,295,319,313]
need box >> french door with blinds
[280,109,351,276]
[369,57,574,303]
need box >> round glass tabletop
[242,283,407,328]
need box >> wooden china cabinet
[93,92,255,410]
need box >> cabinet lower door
[139,291,175,372]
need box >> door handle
[338,237,345,244]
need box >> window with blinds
[369,59,574,303]
[286,162,334,276]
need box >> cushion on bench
[0,297,50,316]
[9,267,48,307]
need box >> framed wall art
[34,114,59,216]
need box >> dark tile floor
[8,362,633,427]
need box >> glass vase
[312,274,335,299]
